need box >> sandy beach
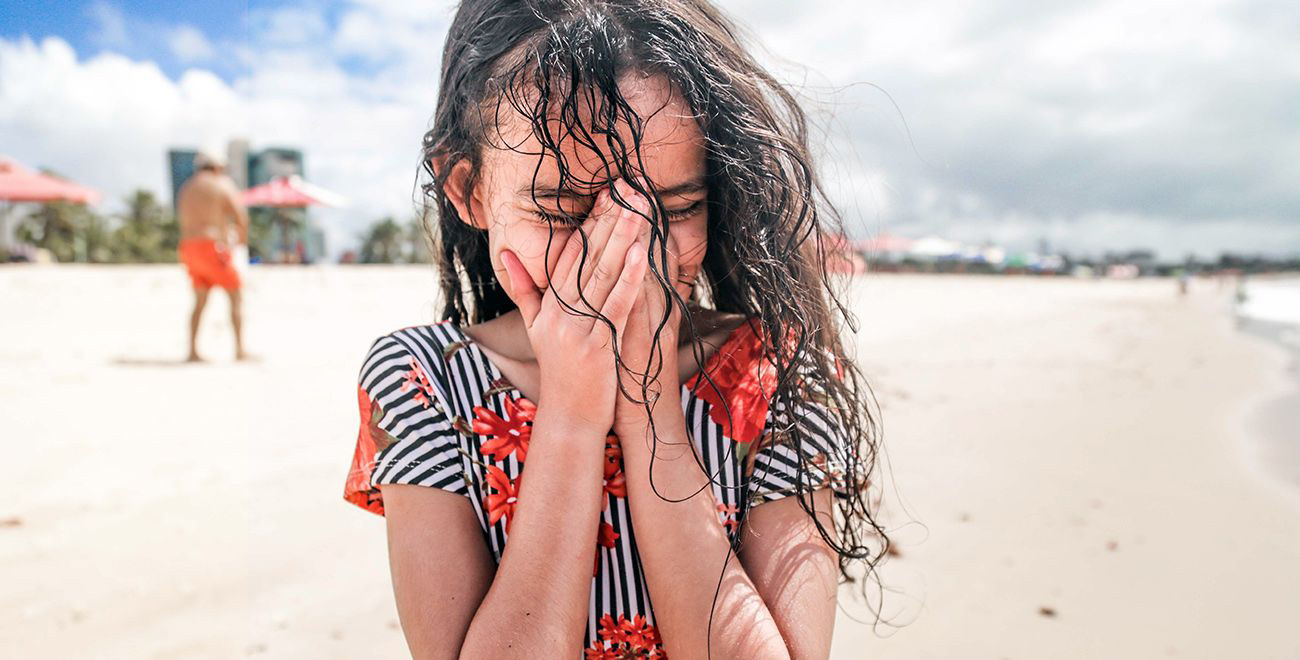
[2,266,1297,659]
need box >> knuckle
[594,263,616,282]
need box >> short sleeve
[343,334,468,516]
[746,351,861,506]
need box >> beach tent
[0,156,102,254]
[908,235,964,260]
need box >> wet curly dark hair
[419,0,891,631]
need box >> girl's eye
[664,200,706,222]
[532,211,581,227]
[530,200,705,226]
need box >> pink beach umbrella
[0,156,101,204]
[239,175,345,264]
[240,175,346,208]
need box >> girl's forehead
[485,74,706,195]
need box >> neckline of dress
[445,318,756,403]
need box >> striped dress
[344,319,852,658]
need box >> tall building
[166,149,199,211]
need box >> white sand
[1,266,1297,659]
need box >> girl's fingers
[550,212,606,333]
[576,187,619,291]
[499,249,541,326]
[550,214,596,289]
[584,186,644,311]
[601,241,647,337]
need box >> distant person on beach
[342,2,889,657]
[177,150,249,362]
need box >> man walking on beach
[177,150,250,362]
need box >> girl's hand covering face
[498,181,650,432]
[609,179,684,428]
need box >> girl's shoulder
[357,320,480,398]
[348,321,474,516]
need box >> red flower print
[484,465,522,533]
[594,520,619,576]
[400,357,438,409]
[598,521,619,548]
[716,501,739,534]
[591,613,666,658]
[344,385,387,515]
[687,322,779,445]
[585,642,620,660]
[598,614,626,646]
[603,434,627,498]
[473,396,537,462]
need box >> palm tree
[359,217,405,264]
[405,216,433,264]
[110,190,177,262]
[15,202,104,262]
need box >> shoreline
[1233,280,1300,501]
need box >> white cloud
[85,0,129,51]
[721,0,1300,257]
[0,37,242,199]
[167,25,215,63]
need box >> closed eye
[532,199,705,226]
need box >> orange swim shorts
[179,238,241,290]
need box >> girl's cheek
[672,224,708,267]
[670,224,708,297]
[505,223,575,288]
[488,221,545,289]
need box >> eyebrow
[518,177,707,199]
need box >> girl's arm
[736,489,840,658]
[618,410,838,659]
[383,408,608,659]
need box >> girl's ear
[432,155,487,230]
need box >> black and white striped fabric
[351,321,851,655]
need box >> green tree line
[8,190,178,263]
[5,190,436,265]
[356,215,433,264]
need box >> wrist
[613,389,684,435]
[534,397,611,437]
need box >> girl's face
[448,73,709,303]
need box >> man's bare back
[178,170,247,245]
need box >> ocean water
[1237,276,1300,346]
[1235,276,1300,491]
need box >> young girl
[344,1,886,657]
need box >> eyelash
[533,200,705,226]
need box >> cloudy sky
[1,0,1297,259]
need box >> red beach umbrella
[240,175,346,208]
[0,156,101,204]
